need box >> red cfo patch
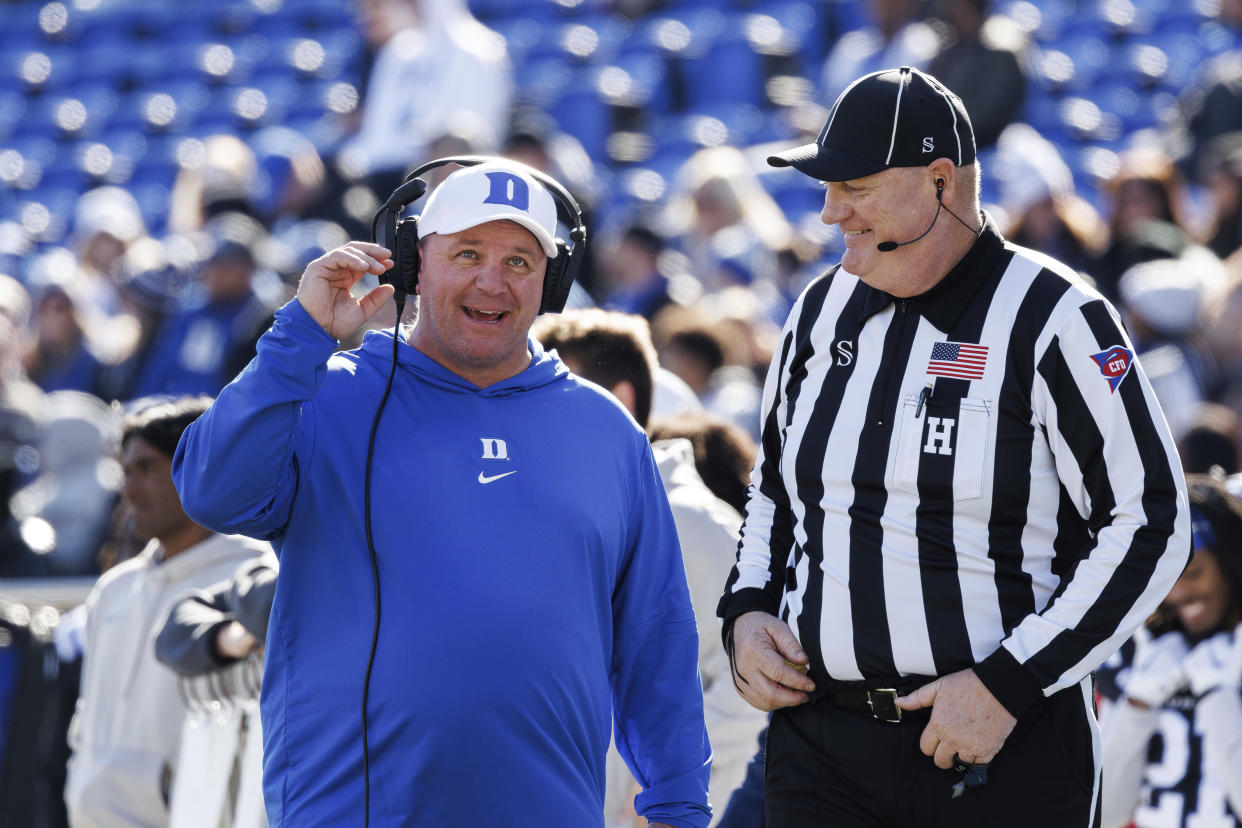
[1089,346,1134,393]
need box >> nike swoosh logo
[478,470,517,484]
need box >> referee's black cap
[768,66,977,183]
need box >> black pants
[764,680,1101,827]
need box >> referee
[717,66,1192,827]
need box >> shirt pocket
[890,395,991,501]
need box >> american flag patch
[927,342,988,380]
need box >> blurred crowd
[0,0,1239,579]
[0,0,1241,825]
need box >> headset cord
[361,297,404,828]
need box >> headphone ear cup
[395,217,421,295]
[377,209,400,292]
[540,241,575,315]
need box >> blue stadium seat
[549,65,613,161]
[1057,95,1124,143]
[1090,82,1158,132]
[1050,33,1117,92]
[0,90,29,144]
[679,12,766,108]
[514,56,573,110]
[288,0,354,33]
[769,177,825,220]
[610,52,672,116]
[683,101,774,146]
[492,16,549,66]
[1144,30,1206,89]
[1011,0,1073,43]
[641,142,693,187]
[8,44,79,94]
[472,0,539,22]
[131,180,173,236]
[1021,85,1065,135]
[764,0,830,73]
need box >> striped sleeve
[975,294,1191,716]
[716,300,802,624]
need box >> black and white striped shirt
[718,218,1191,715]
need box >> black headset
[370,154,588,315]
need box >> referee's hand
[895,668,1016,769]
[728,611,815,711]
[295,241,396,340]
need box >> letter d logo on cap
[483,171,530,212]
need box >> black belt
[813,676,937,724]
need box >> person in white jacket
[533,309,768,825]
[64,396,269,828]
[340,0,512,182]
[1099,473,1242,828]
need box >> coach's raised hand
[295,241,395,339]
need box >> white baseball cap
[417,161,559,258]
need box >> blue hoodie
[173,300,712,827]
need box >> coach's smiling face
[409,219,548,389]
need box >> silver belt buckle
[866,688,902,723]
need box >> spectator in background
[654,309,727,403]
[647,412,756,519]
[1178,403,1240,476]
[927,0,1028,150]
[1117,253,1225,440]
[598,222,676,321]
[671,147,792,298]
[1206,260,1242,451]
[654,306,763,440]
[993,124,1107,279]
[156,552,279,678]
[820,0,938,100]
[0,275,45,576]
[64,187,150,373]
[1171,48,1242,181]
[532,309,767,827]
[64,397,269,828]
[69,186,148,322]
[1099,474,1242,828]
[90,241,182,405]
[249,126,328,232]
[9,392,120,576]
[337,0,512,197]
[503,108,603,299]
[167,135,262,235]
[1200,132,1242,260]
[22,284,103,395]
[1094,147,1196,301]
[131,237,277,400]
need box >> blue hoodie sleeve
[611,442,712,828]
[172,300,338,539]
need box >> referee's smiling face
[820,167,944,297]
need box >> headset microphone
[382,177,427,211]
[876,179,981,252]
[876,179,945,252]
